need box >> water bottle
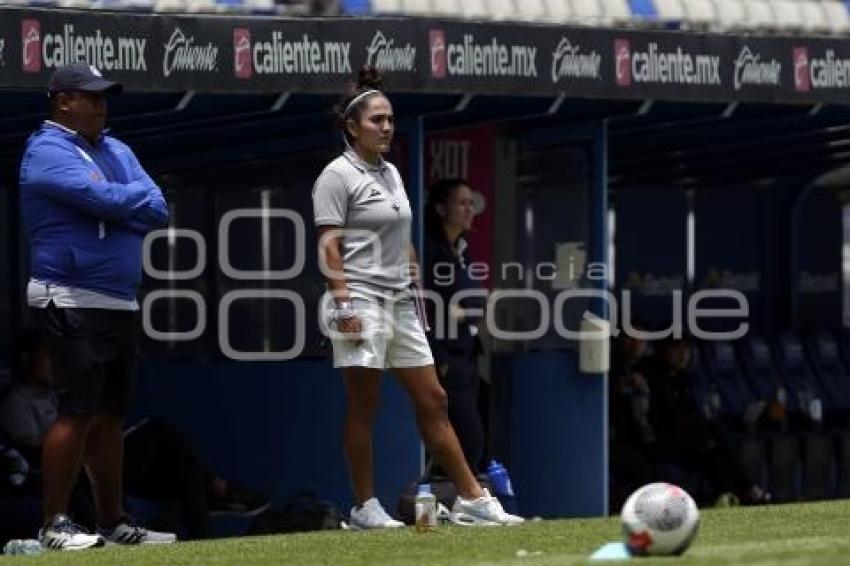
[414,483,437,532]
[3,539,43,555]
[486,460,519,515]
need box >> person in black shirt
[423,179,486,474]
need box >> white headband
[343,89,381,117]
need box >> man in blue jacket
[19,63,176,550]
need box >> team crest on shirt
[369,188,381,198]
[90,170,103,181]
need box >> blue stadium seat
[704,341,764,429]
[341,0,371,14]
[807,332,850,415]
[740,336,784,407]
[628,0,656,18]
[776,332,831,426]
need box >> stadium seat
[568,0,603,24]
[705,341,764,429]
[776,332,831,427]
[740,336,785,407]
[244,0,274,14]
[486,0,517,20]
[341,0,371,14]
[807,332,850,417]
[370,0,403,14]
[543,0,572,22]
[821,0,850,33]
[214,0,246,12]
[604,0,632,25]
[682,0,718,27]
[798,0,829,32]
[188,0,217,11]
[154,0,188,11]
[628,0,657,19]
[401,0,432,16]
[745,0,777,29]
[771,0,803,31]
[430,0,462,16]
[57,0,95,7]
[798,0,830,33]
[713,0,748,30]
[460,0,489,19]
[654,0,686,23]
[516,0,548,21]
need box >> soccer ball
[620,482,700,556]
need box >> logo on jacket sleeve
[22,19,41,73]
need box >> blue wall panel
[494,352,607,518]
[132,361,420,512]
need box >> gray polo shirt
[313,149,412,298]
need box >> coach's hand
[338,315,364,346]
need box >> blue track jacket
[19,122,169,301]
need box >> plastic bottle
[487,460,519,515]
[3,539,43,555]
[414,483,437,532]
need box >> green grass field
[3,500,849,565]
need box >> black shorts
[35,302,138,417]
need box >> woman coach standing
[311,68,522,529]
[423,179,487,475]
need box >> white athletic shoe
[97,517,176,545]
[450,489,525,526]
[39,514,105,551]
[349,498,405,530]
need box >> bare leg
[342,367,383,505]
[392,365,483,500]
[42,415,94,523]
[84,414,125,527]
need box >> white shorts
[328,294,434,370]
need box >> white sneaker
[39,514,105,551]
[97,517,176,545]
[450,489,525,526]
[349,498,405,530]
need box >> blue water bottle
[486,460,519,515]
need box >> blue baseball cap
[47,63,122,97]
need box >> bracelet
[333,301,356,323]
